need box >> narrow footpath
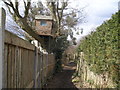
[44,62,78,89]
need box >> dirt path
[44,62,78,89]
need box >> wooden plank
[39,52,42,86]
[41,54,44,86]
[7,45,12,88]
[34,48,38,88]
[29,50,34,84]
[5,30,35,51]
[14,46,16,88]
[16,47,19,88]
[19,48,22,88]
[46,54,48,78]
[13,46,16,88]
[26,81,34,88]
[23,49,32,88]
[42,54,45,84]
[15,46,19,88]
[36,72,40,80]
[11,46,15,88]
[4,44,8,88]
[20,48,24,88]
[22,49,26,87]
[11,46,13,88]
[37,53,41,88]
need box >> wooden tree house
[35,15,56,52]
[35,15,55,37]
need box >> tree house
[35,15,55,37]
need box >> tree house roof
[35,15,53,20]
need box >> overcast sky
[70,0,119,40]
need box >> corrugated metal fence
[4,30,55,88]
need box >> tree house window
[40,21,47,26]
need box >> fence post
[34,47,38,88]
[0,8,6,89]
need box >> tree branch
[4,2,14,15]
[3,0,45,48]
[24,0,31,18]
[3,0,22,18]
[20,18,44,46]
[15,0,19,11]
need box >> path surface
[44,62,78,89]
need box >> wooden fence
[3,30,55,88]
[76,52,114,88]
[0,8,55,88]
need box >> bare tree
[46,0,68,36]
[46,0,85,44]
[3,0,85,52]
[3,0,45,46]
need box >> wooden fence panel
[3,30,55,88]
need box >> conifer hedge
[77,12,119,87]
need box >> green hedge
[77,12,119,87]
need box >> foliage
[52,35,70,72]
[77,12,119,87]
